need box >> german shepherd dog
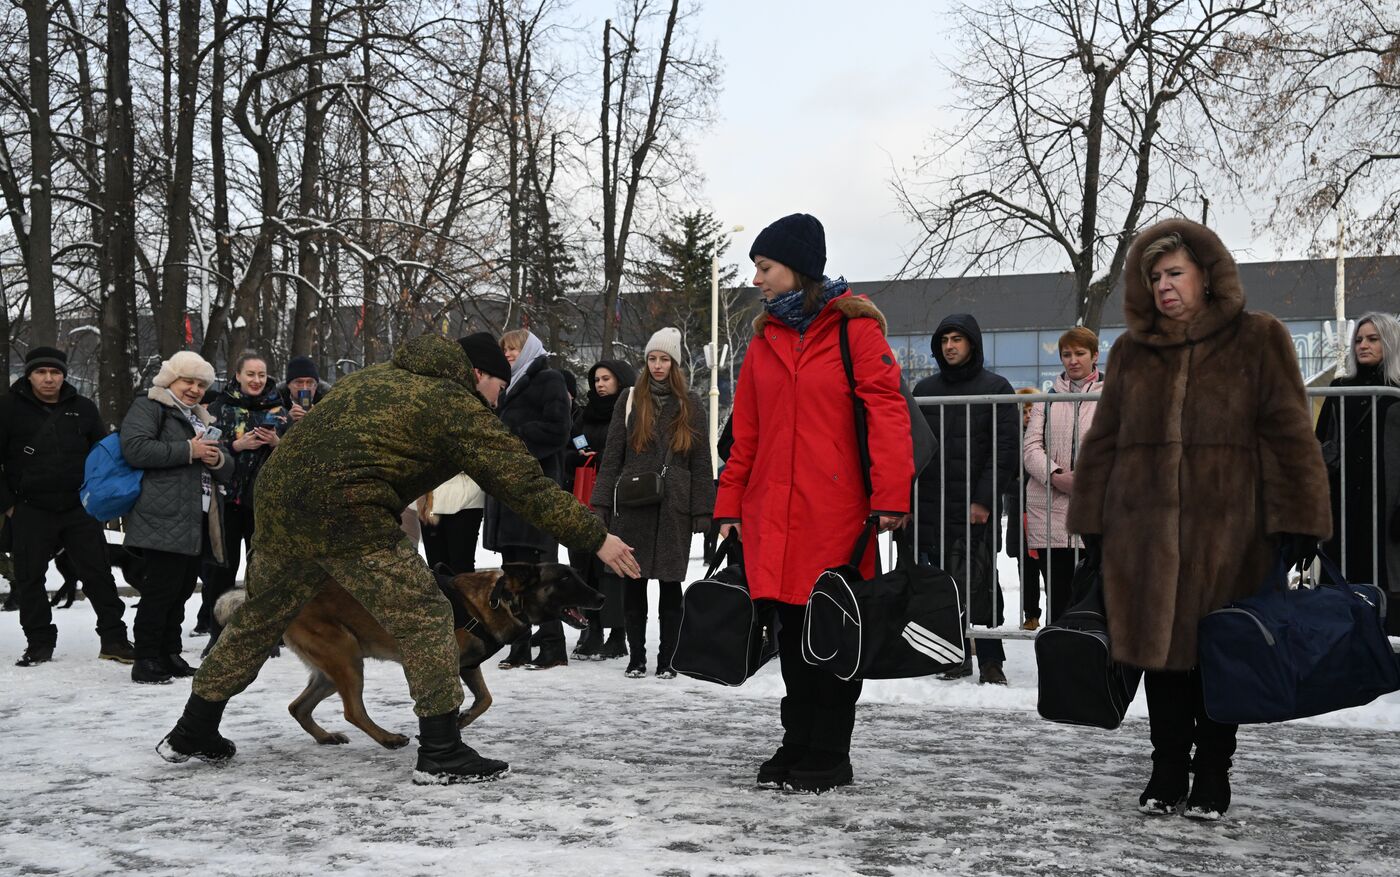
[216,562,603,749]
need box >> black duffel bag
[671,537,779,686]
[802,522,965,681]
[1034,554,1142,730]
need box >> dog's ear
[490,564,533,611]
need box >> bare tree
[101,0,138,423]
[897,0,1269,331]
[22,0,56,345]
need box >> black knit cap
[458,332,512,383]
[25,346,68,377]
[285,355,320,383]
[748,213,826,281]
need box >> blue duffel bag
[1199,550,1400,724]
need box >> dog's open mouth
[561,607,589,629]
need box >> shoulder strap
[838,318,875,497]
[21,405,68,456]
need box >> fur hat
[285,355,320,383]
[458,332,512,383]
[645,327,684,365]
[24,346,68,377]
[153,351,216,388]
[749,213,826,281]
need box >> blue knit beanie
[749,213,826,281]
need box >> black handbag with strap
[671,536,780,686]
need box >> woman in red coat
[715,213,913,794]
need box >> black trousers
[1033,546,1081,625]
[197,502,256,631]
[11,503,127,647]
[1019,548,1044,620]
[134,523,207,660]
[623,579,682,666]
[1144,668,1238,768]
[421,508,484,574]
[501,546,564,660]
[776,601,863,756]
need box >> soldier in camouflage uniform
[157,333,641,784]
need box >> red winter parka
[715,292,913,604]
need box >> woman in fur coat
[121,352,235,685]
[1068,219,1331,821]
[591,329,713,679]
[1316,312,1400,633]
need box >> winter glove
[1050,470,1074,495]
[1277,532,1319,570]
[692,515,712,534]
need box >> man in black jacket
[0,347,134,666]
[912,315,1018,684]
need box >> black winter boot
[572,622,602,660]
[15,644,54,667]
[1184,757,1231,821]
[624,604,647,678]
[597,627,627,659]
[1138,756,1189,815]
[757,745,807,789]
[412,710,510,785]
[164,653,197,677]
[657,603,682,676]
[132,657,173,684]
[98,635,136,664]
[157,694,237,763]
[783,749,853,794]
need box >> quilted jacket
[120,389,234,559]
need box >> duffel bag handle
[705,533,744,579]
[847,517,880,567]
[1314,550,1352,590]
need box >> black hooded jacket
[911,314,1018,554]
[0,379,108,513]
[572,359,638,456]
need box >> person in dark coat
[1316,311,1400,633]
[912,314,1018,684]
[279,355,332,427]
[591,329,714,678]
[485,329,574,669]
[0,347,135,666]
[121,351,236,684]
[568,358,638,661]
[1068,219,1331,820]
[196,351,290,639]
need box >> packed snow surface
[3,540,1399,876]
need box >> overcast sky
[570,0,1305,282]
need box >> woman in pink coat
[1021,327,1103,623]
[715,213,912,795]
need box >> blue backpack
[81,407,169,522]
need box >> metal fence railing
[909,386,1400,644]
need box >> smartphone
[203,426,223,442]
[296,389,313,408]
[572,435,589,450]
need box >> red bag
[573,453,598,510]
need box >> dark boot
[527,645,568,670]
[572,623,602,660]
[157,694,237,763]
[15,644,54,667]
[498,639,531,670]
[99,635,136,664]
[624,603,647,678]
[1184,757,1232,821]
[597,627,627,659]
[939,657,973,680]
[1138,755,1189,815]
[783,749,854,794]
[164,653,197,678]
[657,601,681,675]
[132,657,174,685]
[412,710,509,785]
[757,745,806,789]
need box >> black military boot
[756,745,807,789]
[783,750,854,794]
[164,653,198,678]
[412,710,510,785]
[132,657,173,684]
[15,644,55,667]
[157,693,237,763]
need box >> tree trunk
[292,0,328,357]
[159,0,201,356]
[100,0,137,425]
[24,0,56,347]
[203,0,235,367]
[359,6,378,365]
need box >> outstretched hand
[597,533,641,579]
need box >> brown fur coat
[1067,219,1332,670]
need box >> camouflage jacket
[253,334,608,558]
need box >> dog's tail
[214,589,247,626]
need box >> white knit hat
[153,351,216,388]
[644,327,684,365]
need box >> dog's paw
[317,732,350,745]
[381,734,411,750]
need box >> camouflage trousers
[192,538,463,717]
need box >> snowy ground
[3,537,1400,876]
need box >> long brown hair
[629,360,700,455]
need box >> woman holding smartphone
[196,351,291,641]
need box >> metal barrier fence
[908,385,1400,643]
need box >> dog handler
[157,334,641,784]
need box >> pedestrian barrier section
[909,387,1400,649]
